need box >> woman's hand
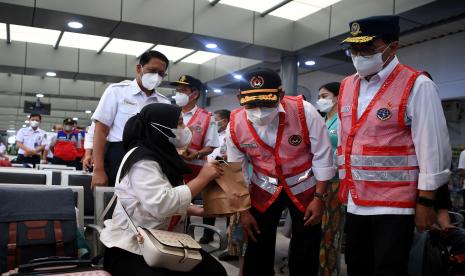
[196,161,224,183]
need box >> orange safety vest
[337,64,423,208]
[230,96,315,213]
[183,107,211,182]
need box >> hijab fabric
[120,103,192,186]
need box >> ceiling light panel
[10,24,60,45]
[218,0,284,13]
[0,23,6,40]
[153,45,194,61]
[181,51,220,64]
[270,0,342,21]
[60,32,109,51]
[103,38,154,56]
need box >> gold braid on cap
[240,94,278,104]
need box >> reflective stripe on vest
[350,155,418,167]
[251,167,316,195]
[351,169,419,182]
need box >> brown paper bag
[202,162,251,216]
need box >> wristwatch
[314,192,328,202]
[417,196,435,207]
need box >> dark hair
[29,113,42,121]
[214,109,231,122]
[319,82,341,97]
[139,50,169,69]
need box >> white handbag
[100,147,202,272]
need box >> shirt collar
[130,79,164,99]
[360,56,399,84]
[183,105,198,115]
[29,126,40,133]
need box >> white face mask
[351,44,391,77]
[174,92,189,107]
[151,123,192,149]
[64,125,73,132]
[30,120,40,128]
[316,98,335,113]
[245,107,279,126]
[141,70,163,90]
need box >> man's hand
[40,159,48,164]
[91,168,108,189]
[240,210,260,242]
[82,150,93,171]
[304,198,324,227]
[183,150,198,162]
[415,203,436,232]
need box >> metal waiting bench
[0,168,53,185]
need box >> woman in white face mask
[316,82,345,276]
[100,103,227,276]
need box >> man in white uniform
[90,51,171,188]
[338,16,451,276]
[16,113,46,167]
[458,150,465,209]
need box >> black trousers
[104,142,125,187]
[52,157,79,168]
[104,246,227,276]
[345,213,415,276]
[243,192,321,276]
[16,154,40,167]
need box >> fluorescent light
[46,72,56,77]
[213,89,222,93]
[7,130,15,133]
[10,24,60,46]
[219,0,284,13]
[73,117,79,121]
[270,0,342,21]
[22,125,26,127]
[0,23,6,40]
[297,61,301,67]
[234,74,243,80]
[152,44,194,61]
[60,32,109,51]
[24,120,29,123]
[305,60,316,66]
[67,21,83,29]
[85,110,92,114]
[205,43,217,49]
[36,93,44,98]
[104,38,154,57]
[181,51,220,64]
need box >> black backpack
[0,187,78,273]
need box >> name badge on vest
[240,143,258,149]
[376,108,392,121]
[288,135,302,146]
[341,105,352,113]
[123,99,136,106]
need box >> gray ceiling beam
[6,23,10,44]
[260,0,292,17]
[174,50,197,64]
[97,37,113,54]
[53,31,64,49]
[209,0,221,6]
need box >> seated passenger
[100,103,227,276]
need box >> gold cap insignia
[179,75,187,82]
[250,76,265,89]
[350,22,362,36]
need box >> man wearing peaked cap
[338,15,452,276]
[226,68,335,275]
[51,118,81,167]
[171,75,220,244]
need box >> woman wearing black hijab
[100,103,227,276]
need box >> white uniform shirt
[92,80,170,142]
[208,128,227,161]
[458,150,465,189]
[16,127,46,155]
[99,160,192,255]
[226,102,335,182]
[84,122,95,150]
[44,132,57,158]
[182,106,219,148]
[339,56,452,215]
[0,143,6,155]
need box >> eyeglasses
[344,45,387,58]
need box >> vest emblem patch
[288,135,302,146]
[376,108,392,121]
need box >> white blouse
[100,160,192,255]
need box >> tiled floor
[191,217,348,276]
